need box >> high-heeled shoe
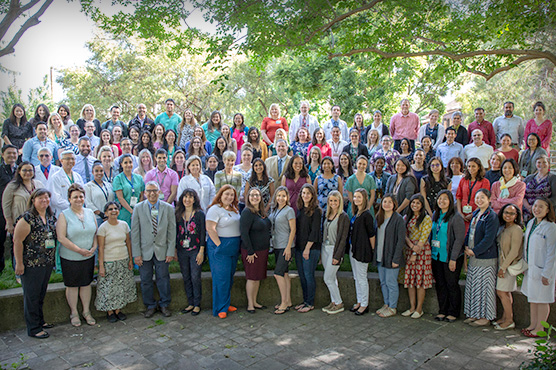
[354,307,369,316]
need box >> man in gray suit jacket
[131,181,177,318]
[265,140,291,184]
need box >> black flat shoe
[434,315,446,321]
[254,305,267,310]
[116,312,127,321]
[181,306,194,314]
[191,308,201,316]
[247,309,256,314]
[107,313,118,323]
[445,316,457,323]
[355,307,369,316]
[42,323,54,329]
[349,305,360,312]
[31,331,49,339]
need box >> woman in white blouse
[177,155,216,210]
[84,162,114,226]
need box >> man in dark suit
[0,145,18,273]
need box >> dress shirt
[84,180,115,213]
[323,119,349,142]
[289,114,320,143]
[436,141,464,167]
[467,120,496,147]
[21,137,59,166]
[74,154,96,183]
[144,166,179,202]
[390,112,420,141]
[82,134,101,151]
[327,139,348,167]
[463,142,494,168]
[493,115,525,146]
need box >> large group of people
[2,98,555,340]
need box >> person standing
[375,194,406,318]
[131,181,176,318]
[430,190,465,322]
[73,138,96,184]
[144,149,179,204]
[463,130,494,169]
[467,108,496,147]
[113,154,145,227]
[524,101,552,152]
[22,122,59,166]
[265,140,291,184]
[240,188,271,313]
[282,155,311,214]
[322,105,349,142]
[2,104,34,156]
[456,158,490,229]
[390,99,420,152]
[493,204,524,331]
[47,151,84,217]
[519,133,548,178]
[436,127,464,167]
[345,156,377,217]
[493,101,525,148]
[463,189,498,327]
[327,126,348,168]
[175,189,205,316]
[154,98,182,133]
[101,105,128,137]
[177,156,216,211]
[33,147,60,186]
[95,202,137,323]
[321,191,349,314]
[342,129,369,164]
[13,188,57,338]
[205,185,241,318]
[84,162,115,226]
[289,101,320,144]
[348,189,375,316]
[418,109,445,150]
[521,198,556,337]
[128,103,155,133]
[490,159,525,213]
[294,184,322,313]
[0,145,18,273]
[56,184,98,327]
[261,104,288,146]
[420,157,451,216]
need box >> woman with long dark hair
[247,127,268,161]
[385,157,417,215]
[420,157,451,216]
[456,157,490,229]
[175,189,206,316]
[133,131,156,156]
[202,110,223,148]
[244,158,275,212]
[282,154,310,213]
[2,104,33,153]
[29,104,50,128]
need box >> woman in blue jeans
[374,194,407,318]
[175,188,205,316]
[294,184,322,313]
[206,185,241,318]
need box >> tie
[278,158,283,175]
[84,158,90,182]
[151,210,158,236]
[43,166,49,180]
[302,116,307,128]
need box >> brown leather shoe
[160,306,172,317]
[144,308,156,318]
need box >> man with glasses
[131,181,176,318]
[34,147,60,185]
[22,122,59,166]
[464,129,494,169]
[47,150,84,216]
[82,121,101,152]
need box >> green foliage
[0,76,54,121]
[520,322,556,370]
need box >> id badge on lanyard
[45,232,55,249]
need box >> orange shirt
[261,117,288,143]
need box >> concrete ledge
[0,270,554,332]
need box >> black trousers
[0,213,6,273]
[431,256,464,318]
[21,264,53,336]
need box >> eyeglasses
[145,189,159,193]
[431,163,441,168]
[39,154,50,158]
[20,169,33,173]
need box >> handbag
[506,258,528,276]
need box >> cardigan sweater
[322,211,350,261]
[348,210,376,263]
[432,212,466,261]
[295,206,323,251]
[373,212,406,268]
[240,208,271,255]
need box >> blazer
[342,143,369,159]
[131,200,177,261]
[265,155,291,184]
[348,210,376,263]
[323,211,350,261]
[464,207,498,259]
[385,175,417,207]
[374,212,406,268]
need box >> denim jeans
[377,262,400,309]
[139,256,171,309]
[295,248,320,306]
[177,248,203,307]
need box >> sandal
[274,307,289,315]
[298,305,314,313]
[70,314,81,327]
[523,330,540,338]
[82,312,96,326]
[31,330,49,339]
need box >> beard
[504,109,513,117]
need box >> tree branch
[0,0,42,41]
[0,0,53,58]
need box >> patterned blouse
[371,148,400,174]
[176,211,206,252]
[18,211,57,268]
[179,124,199,148]
[250,176,275,206]
[316,174,341,210]
[291,141,311,162]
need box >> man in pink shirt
[144,148,179,204]
[390,99,420,152]
[467,107,496,147]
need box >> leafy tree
[0,75,52,120]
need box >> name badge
[463,205,472,213]
[432,240,440,249]
[158,193,165,200]
[151,209,159,217]
[521,170,528,177]
[129,196,138,207]
[275,119,281,125]
[45,231,56,249]
[182,239,190,249]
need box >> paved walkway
[0,308,538,370]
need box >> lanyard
[156,168,168,188]
[103,168,113,183]
[94,179,108,201]
[23,183,35,195]
[467,179,478,204]
[65,172,74,185]
[124,174,135,193]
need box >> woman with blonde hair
[261,103,288,145]
[76,104,101,136]
[46,113,69,146]
[178,109,199,148]
[133,149,154,179]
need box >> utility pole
[50,67,54,100]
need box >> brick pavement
[0,307,538,369]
